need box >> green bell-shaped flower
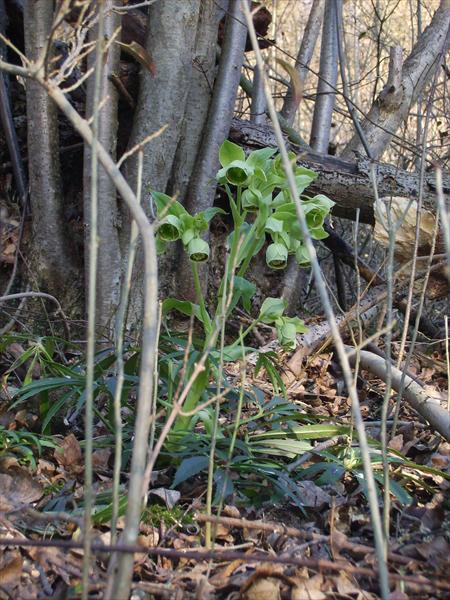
[295,243,310,267]
[266,242,288,269]
[217,160,254,186]
[188,237,210,262]
[157,214,182,242]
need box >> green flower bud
[277,320,297,350]
[242,188,261,211]
[182,228,195,246]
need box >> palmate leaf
[254,352,286,396]
[252,423,350,440]
[12,376,84,406]
[230,276,256,313]
[249,437,311,458]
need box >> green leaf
[278,318,308,350]
[219,140,245,168]
[162,298,205,323]
[308,194,335,211]
[309,227,328,240]
[259,297,286,323]
[202,207,227,222]
[231,276,257,313]
[250,437,311,458]
[373,473,413,505]
[254,353,286,396]
[172,456,209,487]
[246,147,277,168]
[291,424,350,440]
[275,318,298,350]
[242,187,262,211]
[264,217,284,235]
[181,229,195,246]
[151,191,187,218]
[212,345,255,361]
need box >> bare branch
[341,0,450,160]
[280,0,324,125]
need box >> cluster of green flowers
[152,140,335,351]
[153,140,334,271]
[215,140,334,270]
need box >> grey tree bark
[341,0,450,160]
[167,0,219,201]
[175,0,248,300]
[250,64,266,124]
[183,0,248,216]
[309,0,340,152]
[280,0,324,126]
[24,0,76,294]
[284,0,338,311]
[122,0,201,319]
[83,1,122,336]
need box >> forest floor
[0,331,449,599]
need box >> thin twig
[241,5,390,598]
[0,537,447,591]
[0,291,70,339]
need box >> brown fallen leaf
[243,577,281,600]
[335,572,359,595]
[92,448,111,470]
[0,467,43,511]
[294,480,331,508]
[389,434,404,452]
[55,433,82,471]
[291,573,326,600]
[0,550,23,586]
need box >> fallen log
[348,348,450,442]
[229,119,450,224]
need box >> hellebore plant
[152,140,334,432]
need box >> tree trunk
[280,0,324,126]
[122,0,201,321]
[83,1,122,336]
[309,0,339,152]
[175,0,248,300]
[24,0,76,295]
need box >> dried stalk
[0,53,159,600]
[242,4,390,597]
[82,4,105,597]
